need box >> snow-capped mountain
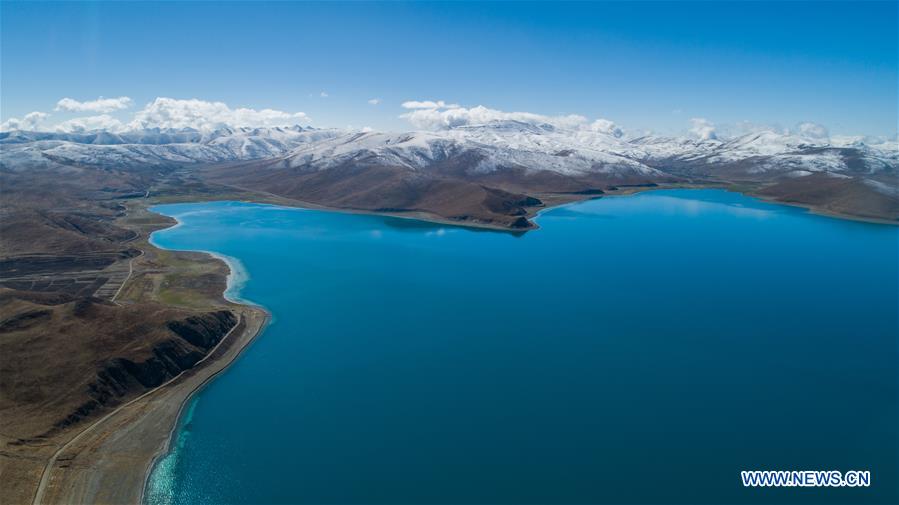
[1,121,896,226]
[269,121,660,179]
[631,129,897,181]
[1,122,895,184]
[0,126,343,172]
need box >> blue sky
[1,1,896,136]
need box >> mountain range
[1,121,897,227]
[0,120,896,505]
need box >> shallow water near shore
[146,189,898,505]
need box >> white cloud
[402,104,585,130]
[23,111,49,128]
[361,126,373,132]
[710,120,830,141]
[368,98,381,105]
[399,101,622,136]
[0,111,50,131]
[127,97,309,131]
[55,96,133,113]
[797,121,829,140]
[401,100,459,110]
[319,91,329,98]
[689,117,717,140]
[54,114,126,133]
[686,120,834,141]
[586,118,623,138]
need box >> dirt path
[111,249,143,305]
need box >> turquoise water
[146,190,898,505]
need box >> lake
[146,189,898,505]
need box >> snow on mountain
[276,120,660,178]
[1,123,895,180]
[632,129,897,176]
[0,126,343,171]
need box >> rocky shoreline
[34,307,268,504]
